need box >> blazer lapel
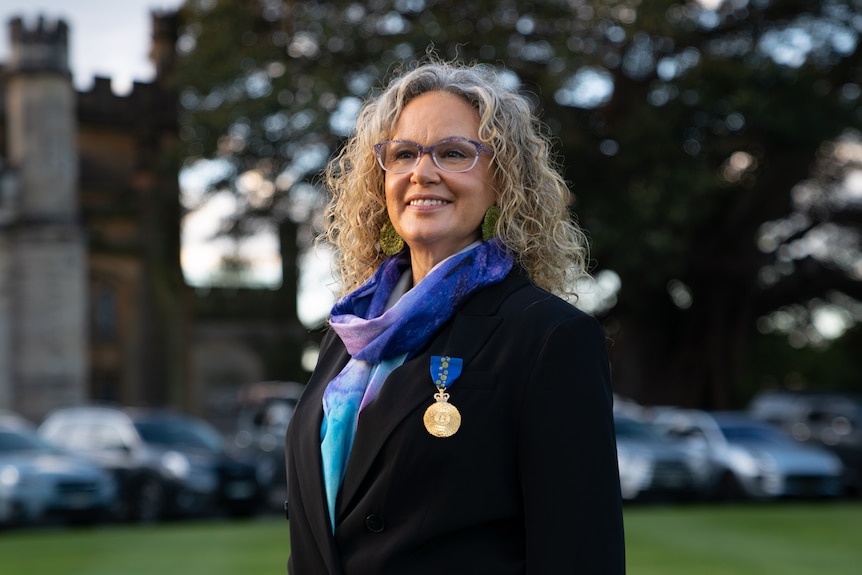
[335,271,528,518]
[290,334,350,573]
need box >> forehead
[390,91,480,142]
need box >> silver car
[614,415,710,501]
[0,423,116,526]
[749,390,862,495]
[651,409,844,500]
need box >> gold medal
[425,356,463,437]
[423,389,461,437]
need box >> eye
[436,142,472,159]
[390,143,419,160]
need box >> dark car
[0,422,116,526]
[749,390,862,496]
[38,406,260,521]
[230,381,304,510]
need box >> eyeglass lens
[377,139,480,173]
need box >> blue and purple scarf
[320,238,513,530]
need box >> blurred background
[0,0,861,536]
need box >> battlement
[7,16,70,74]
[149,11,180,82]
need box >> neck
[409,241,483,286]
[409,252,438,286]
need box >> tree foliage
[172,0,862,407]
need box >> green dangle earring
[379,219,405,256]
[481,205,500,242]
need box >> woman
[285,60,625,574]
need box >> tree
[172,0,862,407]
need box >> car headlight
[726,448,753,475]
[0,465,20,487]
[161,451,191,479]
[728,447,777,476]
[617,445,651,498]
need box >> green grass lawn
[624,501,862,575]
[0,517,291,575]
[1,502,860,574]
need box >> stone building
[0,12,311,425]
[0,13,189,421]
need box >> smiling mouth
[408,199,450,206]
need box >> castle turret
[149,11,179,84]
[8,16,70,74]
[5,16,77,221]
[2,15,87,419]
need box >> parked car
[129,409,262,517]
[1,422,116,527]
[749,390,862,496]
[614,415,709,501]
[0,409,37,431]
[38,406,260,522]
[651,409,844,500]
[230,381,304,510]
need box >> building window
[92,283,117,340]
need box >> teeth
[409,199,448,206]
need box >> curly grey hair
[323,59,589,299]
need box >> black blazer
[285,268,625,574]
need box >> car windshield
[719,423,789,444]
[134,419,224,452]
[614,418,669,442]
[0,430,49,453]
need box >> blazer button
[365,514,385,533]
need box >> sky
[0,0,336,325]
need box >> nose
[410,151,440,183]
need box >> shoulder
[469,267,597,329]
